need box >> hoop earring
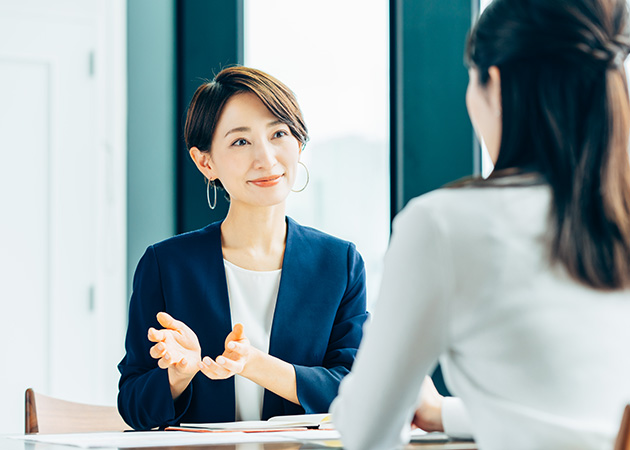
[206,179,217,210]
[291,161,310,193]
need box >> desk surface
[0,435,477,450]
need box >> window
[244,1,390,304]
[477,0,630,174]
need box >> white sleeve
[331,199,453,450]
[442,396,474,439]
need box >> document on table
[410,429,450,442]
[175,413,333,431]
[9,430,295,448]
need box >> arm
[147,312,202,400]
[197,243,368,412]
[292,243,368,412]
[412,376,473,439]
[331,200,453,450]
[198,323,300,404]
[117,247,194,430]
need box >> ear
[189,147,216,181]
[487,66,502,117]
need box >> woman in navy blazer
[117,67,368,431]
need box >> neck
[220,202,287,254]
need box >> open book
[168,413,333,433]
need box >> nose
[252,139,277,169]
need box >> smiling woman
[117,66,369,430]
[189,92,301,210]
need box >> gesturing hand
[411,376,445,432]
[147,312,202,380]
[198,323,259,380]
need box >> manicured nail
[228,342,235,349]
[217,356,225,364]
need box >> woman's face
[204,92,301,208]
[466,67,502,164]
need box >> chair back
[25,388,130,434]
[615,405,630,450]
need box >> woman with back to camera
[331,0,630,448]
[117,66,368,430]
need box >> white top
[223,259,281,421]
[331,183,630,450]
[441,397,472,439]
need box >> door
[0,0,126,434]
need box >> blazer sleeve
[117,246,193,430]
[293,243,369,413]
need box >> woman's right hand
[147,312,202,399]
[411,376,445,432]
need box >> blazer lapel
[202,221,236,420]
[267,217,306,360]
[261,217,313,418]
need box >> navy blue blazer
[117,217,368,430]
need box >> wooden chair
[25,388,130,434]
[616,405,630,450]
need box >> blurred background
[1,0,497,434]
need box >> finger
[157,352,172,369]
[157,312,191,333]
[147,327,166,343]
[157,312,200,346]
[198,361,226,379]
[198,357,232,379]
[149,342,166,359]
[216,355,244,374]
[225,340,247,356]
[233,323,244,340]
[224,323,245,346]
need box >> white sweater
[331,182,630,450]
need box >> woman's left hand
[197,323,259,379]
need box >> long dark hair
[465,0,630,289]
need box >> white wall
[0,0,127,434]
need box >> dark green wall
[127,0,177,297]
[176,0,243,234]
[391,0,476,215]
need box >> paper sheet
[9,430,294,448]
[410,429,450,442]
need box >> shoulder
[287,217,359,257]
[144,221,222,267]
[396,184,550,228]
[152,221,221,248]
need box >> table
[0,435,477,450]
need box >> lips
[249,174,283,187]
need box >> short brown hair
[184,66,309,155]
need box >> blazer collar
[268,216,307,360]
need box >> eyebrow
[224,120,286,138]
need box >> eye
[273,130,288,139]
[231,138,248,147]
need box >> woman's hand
[411,376,445,432]
[147,312,202,398]
[198,323,259,380]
